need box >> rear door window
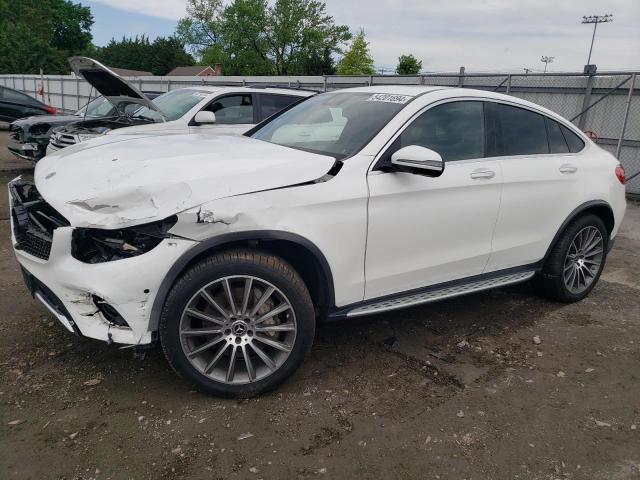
[560,125,586,153]
[259,94,300,121]
[4,88,33,104]
[546,118,570,154]
[496,104,549,156]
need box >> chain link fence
[1,70,639,194]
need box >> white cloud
[90,0,187,20]
[324,0,640,71]
[88,0,640,72]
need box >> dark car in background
[0,86,57,122]
[8,92,161,161]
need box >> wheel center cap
[231,320,248,336]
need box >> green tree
[150,37,195,75]
[176,0,350,75]
[218,0,272,75]
[0,0,94,74]
[176,0,225,57]
[264,0,351,75]
[396,54,422,75]
[94,36,194,75]
[95,35,153,72]
[336,29,375,75]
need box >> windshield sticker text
[366,94,412,104]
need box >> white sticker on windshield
[192,92,209,98]
[366,93,412,104]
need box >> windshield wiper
[134,114,159,122]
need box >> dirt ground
[0,127,639,480]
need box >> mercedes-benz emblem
[231,321,248,336]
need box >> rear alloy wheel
[533,214,608,303]
[160,250,315,397]
[562,226,604,295]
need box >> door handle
[470,169,496,180]
[559,164,578,174]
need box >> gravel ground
[0,129,639,480]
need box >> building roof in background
[109,67,153,77]
[167,65,217,76]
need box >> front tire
[533,214,609,303]
[160,250,315,397]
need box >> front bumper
[7,136,45,161]
[9,182,198,345]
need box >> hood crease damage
[36,134,341,228]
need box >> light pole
[540,56,554,74]
[582,14,613,66]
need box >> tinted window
[546,118,570,154]
[399,101,485,161]
[4,88,32,104]
[497,104,548,156]
[205,94,253,124]
[260,94,299,120]
[560,125,585,153]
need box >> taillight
[43,105,57,115]
[615,165,626,184]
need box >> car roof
[174,86,314,97]
[345,85,448,96]
[343,85,573,126]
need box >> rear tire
[159,249,315,397]
[533,214,608,303]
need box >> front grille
[50,133,77,149]
[10,181,69,261]
[19,229,52,260]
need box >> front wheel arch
[149,231,335,333]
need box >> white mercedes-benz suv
[10,86,626,396]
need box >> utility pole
[540,56,554,74]
[581,14,613,66]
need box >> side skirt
[327,266,538,321]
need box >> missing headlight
[72,216,178,264]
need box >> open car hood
[34,133,337,228]
[69,57,166,120]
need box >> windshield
[75,96,116,118]
[250,92,411,158]
[132,89,210,122]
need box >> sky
[86,0,640,73]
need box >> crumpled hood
[12,114,80,129]
[34,133,336,228]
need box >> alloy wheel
[562,226,604,294]
[179,275,297,385]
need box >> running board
[346,271,536,318]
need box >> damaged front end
[8,123,49,161]
[72,216,178,263]
[10,179,70,260]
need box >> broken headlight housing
[72,216,178,264]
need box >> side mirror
[391,145,444,176]
[194,111,216,125]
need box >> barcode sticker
[366,93,412,104]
